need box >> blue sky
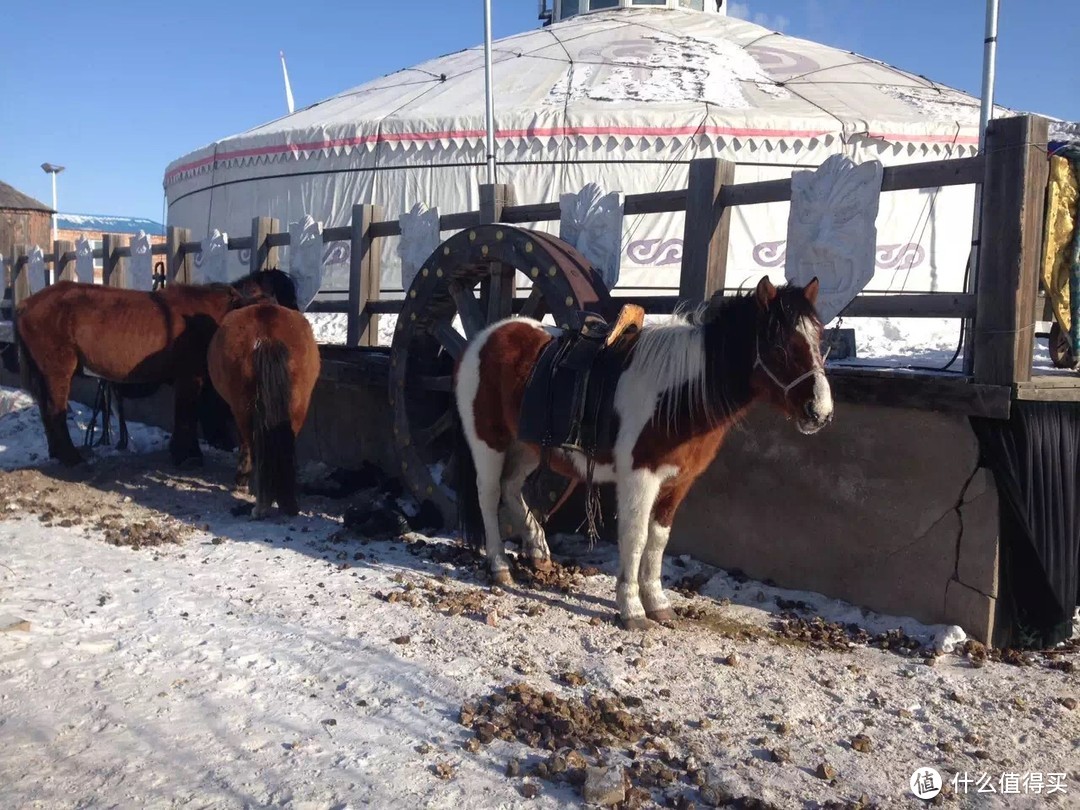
[1,1,1076,221]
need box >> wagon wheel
[1048,321,1078,370]
[389,224,613,528]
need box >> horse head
[230,269,300,311]
[744,275,833,435]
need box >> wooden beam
[1014,376,1080,402]
[12,246,30,307]
[972,115,1050,386]
[827,367,1011,419]
[479,183,514,224]
[167,226,193,284]
[101,233,131,288]
[840,293,976,319]
[53,239,75,282]
[249,216,280,274]
[680,158,735,305]
[346,204,382,347]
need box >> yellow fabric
[1041,155,1079,333]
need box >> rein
[753,335,829,399]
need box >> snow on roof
[56,214,165,236]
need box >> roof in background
[56,214,165,236]
[0,180,53,213]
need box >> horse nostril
[804,402,818,421]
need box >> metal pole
[962,0,1000,375]
[50,171,58,242]
[482,0,497,185]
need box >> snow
[2,388,1079,807]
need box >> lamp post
[41,162,65,242]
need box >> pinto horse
[207,301,320,518]
[455,276,834,629]
[14,269,298,467]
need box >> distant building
[56,214,166,278]
[1,180,53,266]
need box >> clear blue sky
[1,1,1076,222]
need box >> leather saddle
[518,304,645,458]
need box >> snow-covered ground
[1,388,1078,809]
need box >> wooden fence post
[166,226,192,284]
[972,115,1050,387]
[479,183,516,321]
[679,158,736,306]
[249,216,281,274]
[102,233,131,287]
[12,246,30,307]
[347,204,382,347]
[54,239,76,282]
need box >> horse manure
[816,761,838,780]
[850,734,871,753]
[432,761,455,780]
[391,635,411,645]
[519,782,540,799]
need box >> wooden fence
[2,114,1062,409]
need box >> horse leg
[639,483,691,623]
[42,363,81,466]
[499,446,550,570]
[170,376,204,466]
[114,387,129,451]
[473,443,513,586]
[615,470,663,630]
[233,411,253,491]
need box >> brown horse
[455,276,834,629]
[207,301,320,518]
[14,270,298,467]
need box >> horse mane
[628,284,817,432]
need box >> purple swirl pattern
[238,248,251,266]
[752,241,787,267]
[323,242,351,266]
[745,46,820,81]
[626,238,683,266]
[875,243,926,270]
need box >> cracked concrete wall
[670,403,1001,643]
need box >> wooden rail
[4,116,1060,406]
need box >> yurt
[164,0,1005,312]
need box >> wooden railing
[3,114,1054,396]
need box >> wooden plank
[501,202,561,223]
[440,211,482,231]
[973,115,1050,386]
[249,216,280,273]
[368,220,402,239]
[827,367,1011,419]
[228,235,253,251]
[150,243,168,255]
[266,231,290,248]
[12,247,30,306]
[841,293,975,319]
[479,183,514,224]
[180,240,202,256]
[346,204,382,347]
[1014,378,1080,402]
[54,239,75,282]
[167,226,193,284]
[679,158,735,305]
[101,233,131,288]
[323,225,352,242]
[624,189,687,216]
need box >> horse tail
[452,379,484,549]
[252,339,296,510]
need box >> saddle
[518,304,645,536]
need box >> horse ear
[804,277,820,306]
[755,276,777,310]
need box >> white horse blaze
[797,316,833,420]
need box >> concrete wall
[669,404,1000,642]
[0,361,1002,643]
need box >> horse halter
[753,332,829,399]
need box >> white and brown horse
[453,276,833,629]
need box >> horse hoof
[492,570,514,587]
[645,607,677,623]
[619,616,659,632]
[529,556,554,572]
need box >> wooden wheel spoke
[449,280,485,338]
[432,321,467,360]
[413,374,452,392]
[518,285,546,320]
[415,410,454,446]
[485,264,514,323]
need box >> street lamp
[41,162,65,242]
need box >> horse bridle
[753,333,829,399]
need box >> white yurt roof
[165,7,998,188]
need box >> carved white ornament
[785,154,883,323]
[398,203,441,291]
[559,183,624,290]
[288,215,325,312]
[75,236,95,284]
[27,245,47,295]
[199,229,229,284]
[128,230,154,290]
